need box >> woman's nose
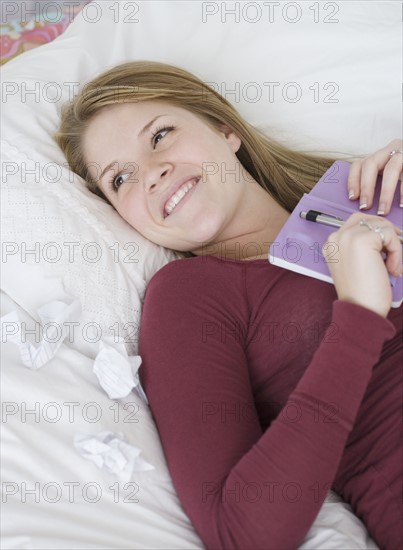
[144,162,173,193]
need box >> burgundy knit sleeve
[139,259,396,550]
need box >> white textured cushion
[1,140,174,358]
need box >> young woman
[55,61,402,550]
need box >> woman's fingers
[348,139,403,216]
[377,148,403,214]
[323,213,402,317]
[347,160,362,201]
[377,223,403,277]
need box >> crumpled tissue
[1,299,81,369]
[74,431,154,482]
[93,339,148,402]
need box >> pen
[300,210,403,244]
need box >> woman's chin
[148,212,227,253]
[185,224,226,252]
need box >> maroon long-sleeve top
[139,255,401,549]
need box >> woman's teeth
[165,178,199,216]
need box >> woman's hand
[323,212,402,318]
[348,139,403,216]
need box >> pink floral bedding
[0,1,90,65]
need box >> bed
[1,1,401,548]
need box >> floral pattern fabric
[0,1,91,65]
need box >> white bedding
[1,1,401,548]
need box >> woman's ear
[217,124,242,153]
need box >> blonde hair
[54,60,359,253]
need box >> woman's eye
[152,126,175,148]
[111,172,130,191]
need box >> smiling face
[82,100,251,253]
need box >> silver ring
[389,149,403,157]
[359,219,374,231]
[374,225,386,246]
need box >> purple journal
[269,160,403,308]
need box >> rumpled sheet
[1,299,82,369]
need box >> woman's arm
[139,260,396,550]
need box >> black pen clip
[308,210,344,221]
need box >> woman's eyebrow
[138,114,166,137]
[97,161,118,184]
[97,114,166,185]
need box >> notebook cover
[269,161,403,307]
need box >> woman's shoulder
[148,255,222,284]
[145,254,243,297]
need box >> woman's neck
[192,179,290,261]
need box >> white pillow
[2,0,401,157]
[1,139,175,358]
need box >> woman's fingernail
[359,198,368,210]
[377,202,386,215]
[348,190,355,199]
